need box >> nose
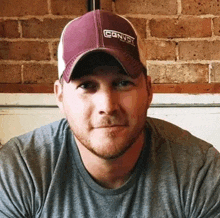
[94,90,119,115]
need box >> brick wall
[0,0,220,93]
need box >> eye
[118,80,133,86]
[114,80,135,90]
[78,82,97,92]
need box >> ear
[54,80,64,114]
[146,76,153,108]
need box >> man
[0,10,220,217]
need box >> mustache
[92,116,128,128]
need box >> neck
[75,131,145,189]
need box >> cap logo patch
[103,30,135,46]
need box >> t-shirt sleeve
[0,119,68,217]
[185,146,220,217]
[0,139,34,218]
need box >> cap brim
[62,49,145,83]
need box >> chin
[89,138,134,160]
[91,146,131,160]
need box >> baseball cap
[58,10,146,83]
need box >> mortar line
[146,19,151,38]
[211,17,215,37]
[176,41,179,61]
[209,63,212,83]
[21,64,24,84]
[47,0,52,15]
[177,0,182,15]
[2,14,218,20]
[18,20,23,38]
[48,41,54,61]
[112,1,116,13]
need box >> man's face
[55,65,152,160]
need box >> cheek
[121,94,137,110]
[121,91,148,114]
[63,95,92,124]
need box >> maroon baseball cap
[58,10,146,82]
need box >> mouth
[92,125,127,135]
[94,125,127,129]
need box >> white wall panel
[0,94,219,151]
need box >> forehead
[70,52,127,79]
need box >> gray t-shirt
[0,118,220,217]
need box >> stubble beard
[69,122,146,160]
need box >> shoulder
[0,119,71,217]
[0,118,70,161]
[145,117,220,216]
[146,117,215,155]
[0,118,71,190]
[145,117,220,174]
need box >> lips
[94,125,127,129]
[93,125,127,135]
[92,116,128,128]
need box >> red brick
[21,18,71,38]
[0,64,21,83]
[179,41,220,60]
[23,64,58,84]
[213,18,220,36]
[0,0,48,17]
[126,17,146,39]
[100,0,113,11]
[51,0,87,15]
[115,0,177,15]
[149,18,211,38]
[0,41,50,61]
[0,20,20,38]
[182,0,220,15]
[210,63,220,82]
[146,40,176,60]
[148,63,209,83]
